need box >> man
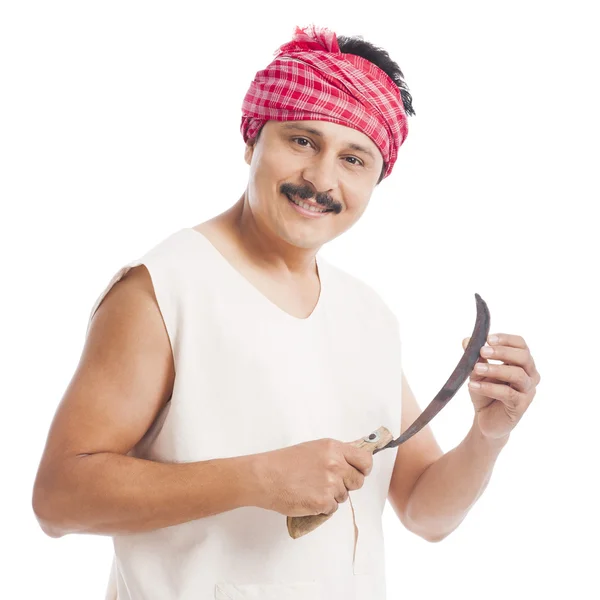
[32,25,541,600]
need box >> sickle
[287,293,491,539]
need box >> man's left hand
[461,334,541,441]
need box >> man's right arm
[34,445,262,538]
[31,265,262,538]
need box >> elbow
[422,524,461,543]
[423,532,448,543]
[404,507,449,544]
[405,504,460,543]
[36,518,65,539]
[32,485,66,539]
[406,513,453,543]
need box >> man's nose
[301,156,338,196]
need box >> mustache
[280,183,338,212]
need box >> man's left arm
[388,333,541,543]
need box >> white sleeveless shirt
[88,228,403,600]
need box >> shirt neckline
[182,227,326,324]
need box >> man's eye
[293,137,312,147]
[345,157,363,166]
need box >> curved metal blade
[373,293,491,455]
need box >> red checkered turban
[240,25,409,180]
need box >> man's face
[244,120,385,249]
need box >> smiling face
[243,119,385,249]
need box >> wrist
[468,419,510,454]
[231,452,270,510]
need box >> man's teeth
[289,196,328,213]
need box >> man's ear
[244,141,255,165]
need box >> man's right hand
[249,438,374,518]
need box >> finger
[468,380,525,412]
[470,363,532,393]
[486,333,528,350]
[343,444,373,477]
[462,336,490,358]
[462,336,491,369]
[484,334,538,381]
[343,468,365,492]
[479,345,535,376]
[335,484,349,503]
[464,333,528,348]
[463,340,491,386]
[325,500,339,516]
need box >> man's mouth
[285,193,332,214]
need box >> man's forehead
[277,120,380,161]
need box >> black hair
[337,34,415,184]
[337,35,415,118]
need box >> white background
[2,1,598,598]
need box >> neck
[224,191,321,280]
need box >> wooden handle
[286,426,393,539]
